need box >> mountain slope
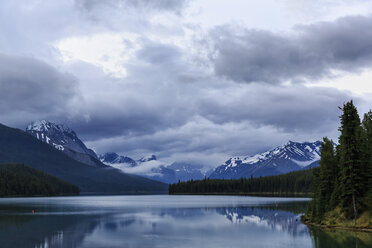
[0,163,79,196]
[0,123,167,193]
[209,141,322,179]
[26,120,105,168]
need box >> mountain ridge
[0,123,167,193]
[26,120,106,168]
[209,140,323,179]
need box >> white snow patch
[291,158,319,167]
[305,145,312,152]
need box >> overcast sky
[1,0,372,167]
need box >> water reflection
[309,227,372,248]
[0,196,370,248]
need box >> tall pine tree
[306,137,337,222]
[361,111,372,208]
[338,100,363,220]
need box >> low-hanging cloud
[210,15,372,84]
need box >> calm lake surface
[0,195,371,248]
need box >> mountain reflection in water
[0,195,370,248]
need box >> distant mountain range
[21,120,325,184]
[0,122,167,193]
[209,141,322,179]
[99,152,205,184]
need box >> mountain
[26,120,105,168]
[0,123,167,193]
[209,141,322,179]
[101,154,177,183]
[140,162,205,184]
[168,162,205,182]
[138,155,157,163]
[99,152,137,167]
[100,153,206,184]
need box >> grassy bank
[302,208,372,232]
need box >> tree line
[305,100,372,223]
[169,168,314,195]
[0,163,80,197]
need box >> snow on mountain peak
[26,120,73,134]
[210,140,323,179]
[25,120,102,167]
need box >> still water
[0,195,370,248]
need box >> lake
[0,195,371,248]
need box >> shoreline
[169,192,311,197]
[301,217,372,233]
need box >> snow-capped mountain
[99,152,137,167]
[26,120,106,168]
[99,152,206,184]
[209,141,322,179]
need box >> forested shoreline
[303,101,372,229]
[0,163,80,197]
[169,169,314,196]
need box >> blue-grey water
[0,195,370,248]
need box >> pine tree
[318,137,337,213]
[361,111,372,208]
[338,100,364,220]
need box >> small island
[0,163,80,197]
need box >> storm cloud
[210,15,372,84]
[1,0,372,166]
[0,54,79,126]
[75,0,190,13]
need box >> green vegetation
[169,169,314,195]
[304,100,372,229]
[0,123,167,194]
[0,163,79,197]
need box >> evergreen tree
[338,100,364,220]
[306,138,337,222]
[309,166,321,221]
[318,138,337,213]
[361,111,372,208]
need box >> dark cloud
[137,43,182,64]
[75,0,190,14]
[0,54,79,126]
[1,0,370,167]
[60,47,196,141]
[53,40,357,165]
[209,15,372,84]
[198,83,351,132]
